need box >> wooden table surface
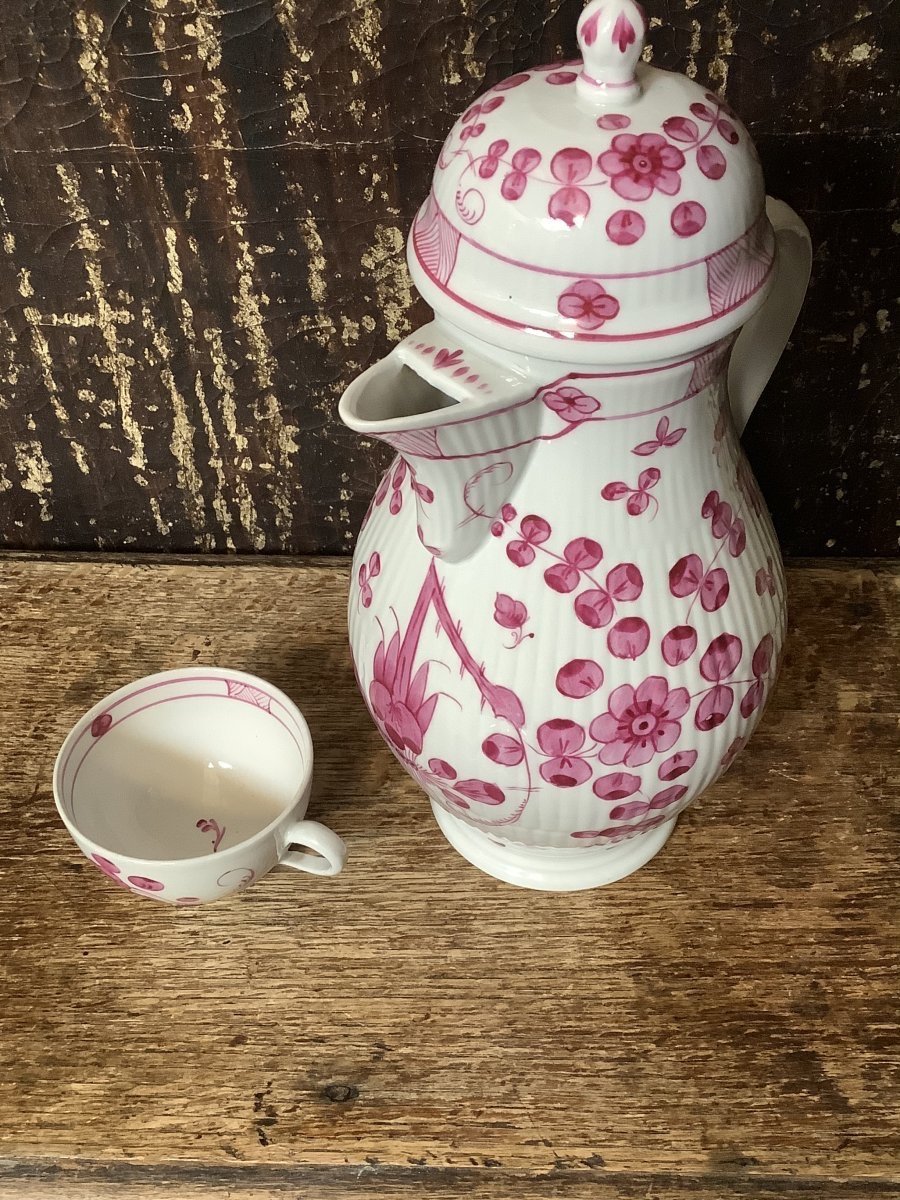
[0,556,897,1200]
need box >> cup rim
[52,666,315,868]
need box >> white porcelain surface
[54,668,346,904]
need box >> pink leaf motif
[718,118,740,144]
[564,537,604,569]
[663,116,699,143]
[700,568,730,612]
[597,113,631,130]
[493,593,527,630]
[701,490,719,519]
[669,554,704,598]
[593,772,641,801]
[612,11,636,52]
[368,552,381,577]
[520,514,551,543]
[661,625,698,666]
[609,800,650,821]
[91,713,113,738]
[606,562,643,601]
[549,186,591,227]
[485,684,526,728]
[752,634,774,678]
[544,563,580,594]
[537,718,585,756]
[729,519,747,557]
[507,541,535,567]
[695,685,734,731]
[482,734,525,767]
[601,481,630,500]
[740,680,765,718]
[407,662,429,713]
[455,779,506,805]
[690,101,716,121]
[649,784,688,811]
[638,468,660,490]
[658,750,698,781]
[556,659,604,699]
[551,147,593,184]
[700,633,743,682]
[574,588,614,629]
[501,171,528,200]
[607,617,650,660]
[711,500,734,539]
[626,491,649,516]
[512,147,542,172]
[429,758,457,780]
[697,144,727,180]
[416,694,438,736]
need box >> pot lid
[407,0,776,364]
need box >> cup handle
[281,820,347,877]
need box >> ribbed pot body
[348,341,785,852]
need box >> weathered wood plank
[0,557,897,1199]
[0,2,896,555]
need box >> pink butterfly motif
[632,416,686,457]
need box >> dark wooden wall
[0,1,896,556]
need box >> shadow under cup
[54,670,314,899]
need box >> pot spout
[339,322,541,563]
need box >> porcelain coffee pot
[340,0,812,891]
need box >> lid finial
[576,0,647,106]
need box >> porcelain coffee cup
[53,667,346,904]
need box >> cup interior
[55,671,311,861]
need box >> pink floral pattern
[542,386,600,423]
[369,631,438,755]
[557,280,620,331]
[599,133,685,201]
[590,677,690,768]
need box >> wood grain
[0,2,897,556]
[0,556,897,1199]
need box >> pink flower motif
[542,386,600,422]
[537,719,592,788]
[506,514,551,567]
[558,280,620,331]
[598,133,686,201]
[369,632,438,756]
[590,676,690,768]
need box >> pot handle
[728,197,812,435]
